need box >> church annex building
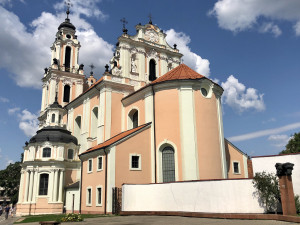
[16,12,250,215]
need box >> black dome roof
[29,126,78,145]
[58,18,76,31]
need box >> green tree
[252,172,280,213]
[0,161,21,204]
[280,132,300,154]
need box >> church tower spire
[39,9,87,128]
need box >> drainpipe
[104,149,108,214]
[79,159,83,214]
[151,85,157,183]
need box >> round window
[66,34,71,39]
[201,88,208,97]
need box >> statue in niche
[131,57,137,73]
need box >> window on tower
[43,148,51,158]
[51,113,55,123]
[149,59,156,81]
[65,46,71,71]
[63,85,70,102]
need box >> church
[16,10,250,215]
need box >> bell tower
[39,9,88,128]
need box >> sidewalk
[0,215,294,225]
[0,214,20,225]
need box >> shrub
[252,172,280,213]
[295,195,300,214]
[59,213,83,222]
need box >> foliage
[0,161,21,204]
[59,213,83,222]
[295,195,300,214]
[280,132,300,154]
[252,172,280,213]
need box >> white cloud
[259,23,282,37]
[228,122,300,142]
[8,107,20,115]
[18,109,39,137]
[268,134,291,148]
[0,1,113,89]
[165,29,210,76]
[262,117,276,124]
[0,96,9,103]
[209,0,300,36]
[221,75,265,113]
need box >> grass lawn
[14,214,113,223]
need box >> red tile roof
[152,63,205,84]
[79,122,151,156]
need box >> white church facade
[17,11,250,215]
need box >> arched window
[51,113,55,123]
[91,107,98,138]
[162,146,175,183]
[128,109,138,129]
[58,115,62,124]
[65,46,71,71]
[39,174,49,195]
[63,85,70,102]
[74,116,81,137]
[68,149,74,160]
[149,59,156,81]
[43,148,51,158]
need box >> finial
[105,64,109,72]
[173,44,177,49]
[55,91,58,103]
[120,17,128,34]
[89,63,95,75]
[148,13,153,24]
[65,0,72,19]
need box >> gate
[112,187,122,214]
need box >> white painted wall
[122,179,265,213]
[65,188,80,212]
[252,153,300,196]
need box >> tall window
[87,188,92,205]
[74,116,81,138]
[58,115,62,124]
[43,148,51,158]
[97,156,103,171]
[51,113,55,123]
[91,107,98,138]
[65,46,71,71]
[88,159,93,173]
[68,149,74,160]
[63,85,70,102]
[162,146,175,182]
[149,59,156,81]
[128,109,138,129]
[97,187,102,205]
[39,174,49,195]
[131,156,139,168]
[233,162,240,174]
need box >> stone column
[53,169,58,202]
[28,170,34,202]
[24,170,30,202]
[58,169,65,202]
[275,162,297,215]
[48,169,54,202]
[31,168,39,203]
[18,170,25,203]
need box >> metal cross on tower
[120,17,128,29]
[65,0,73,18]
[148,13,153,24]
[89,63,95,75]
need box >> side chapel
[17,11,250,215]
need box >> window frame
[86,187,92,206]
[42,147,51,158]
[67,149,74,160]
[96,186,103,206]
[129,154,141,171]
[97,156,103,171]
[87,158,93,173]
[232,161,241,174]
[38,173,49,196]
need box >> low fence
[122,179,265,213]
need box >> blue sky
[0,0,300,169]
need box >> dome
[29,126,78,145]
[58,18,75,31]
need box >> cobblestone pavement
[0,215,297,225]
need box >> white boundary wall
[122,179,265,213]
[252,153,300,196]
